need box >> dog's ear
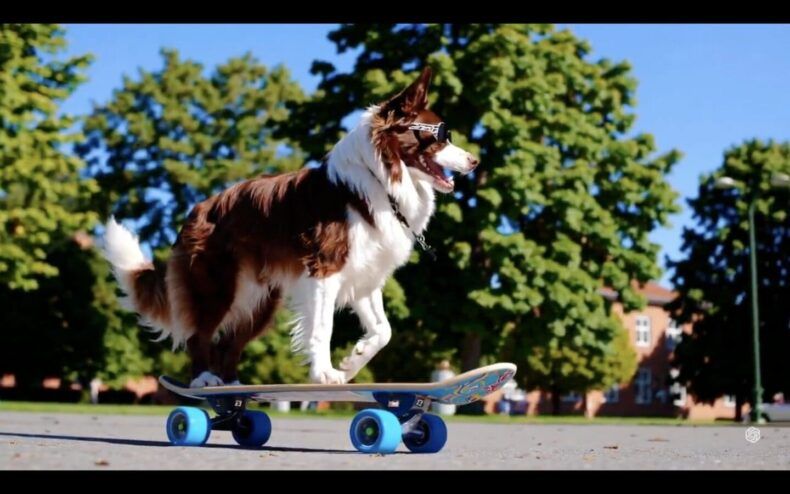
[382,66,432,118]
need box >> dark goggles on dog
[408,122,452,143]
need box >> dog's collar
[368,169,437,261]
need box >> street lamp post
[745,196,763,424]
[715,172,790,424]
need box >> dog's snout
[468,155,479,169]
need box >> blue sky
[62,24,790,287]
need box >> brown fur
[130,164,373,381]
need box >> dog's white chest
[337,210,415,305]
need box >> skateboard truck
[206,396,248,431]
[372,392,433,437]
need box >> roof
[599,281,677,306]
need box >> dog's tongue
[434,174,454,192]
[424,158,454,192]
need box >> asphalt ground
[1,411,788,469]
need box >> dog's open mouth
[416,156,455,193]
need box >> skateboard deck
[160,362,516,406]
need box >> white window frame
[723,394,736,408]
[665,319,683,351]
[635,315,652,347]
[635,368,652,405]
[604,385,620,403]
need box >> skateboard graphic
[159,362,517,454]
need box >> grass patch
[0,400,723,425]
[0,401,175,416]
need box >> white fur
[102,216,147,295]
[339,289,392,377]
[434,142,477,173]
[288,273,345,384]
[190,370,224,388]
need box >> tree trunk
[551,385,561,416]
[735,393,744,423]
[460,332,482,372]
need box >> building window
[635,368,652,405]
[635,315,652,347]
[561,391,581,403]
[604,385,620,403]
[665,319,682,351]
[723,395,736,408]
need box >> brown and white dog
[102,67,478,387]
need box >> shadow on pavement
[0,431,378,454]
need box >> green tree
[0,235,153,389]
[668,140,790,421]
[287,24,678,410]
[78,49,306,247]
[0,24,97,291]
[0,24,150,392]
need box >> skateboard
[159,362,517,454]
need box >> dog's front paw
[309,366,348,385]
[190,371,224,388]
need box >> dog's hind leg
[339,288,392,382]
[214,289,282,385]
[188,332,224,387]
[179,254,238,388]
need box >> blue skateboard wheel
[349,409,401,454]
[403,413,447,453]
[232,410,272,447]
[166,406,211,446]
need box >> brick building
[497,282,745,420]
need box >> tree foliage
[78,49,306,248]
[668,139,790,409]
[0,24,97,291]
[0,234,154,389]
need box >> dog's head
[371,67,478,193]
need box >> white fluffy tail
[102,217,149,296]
